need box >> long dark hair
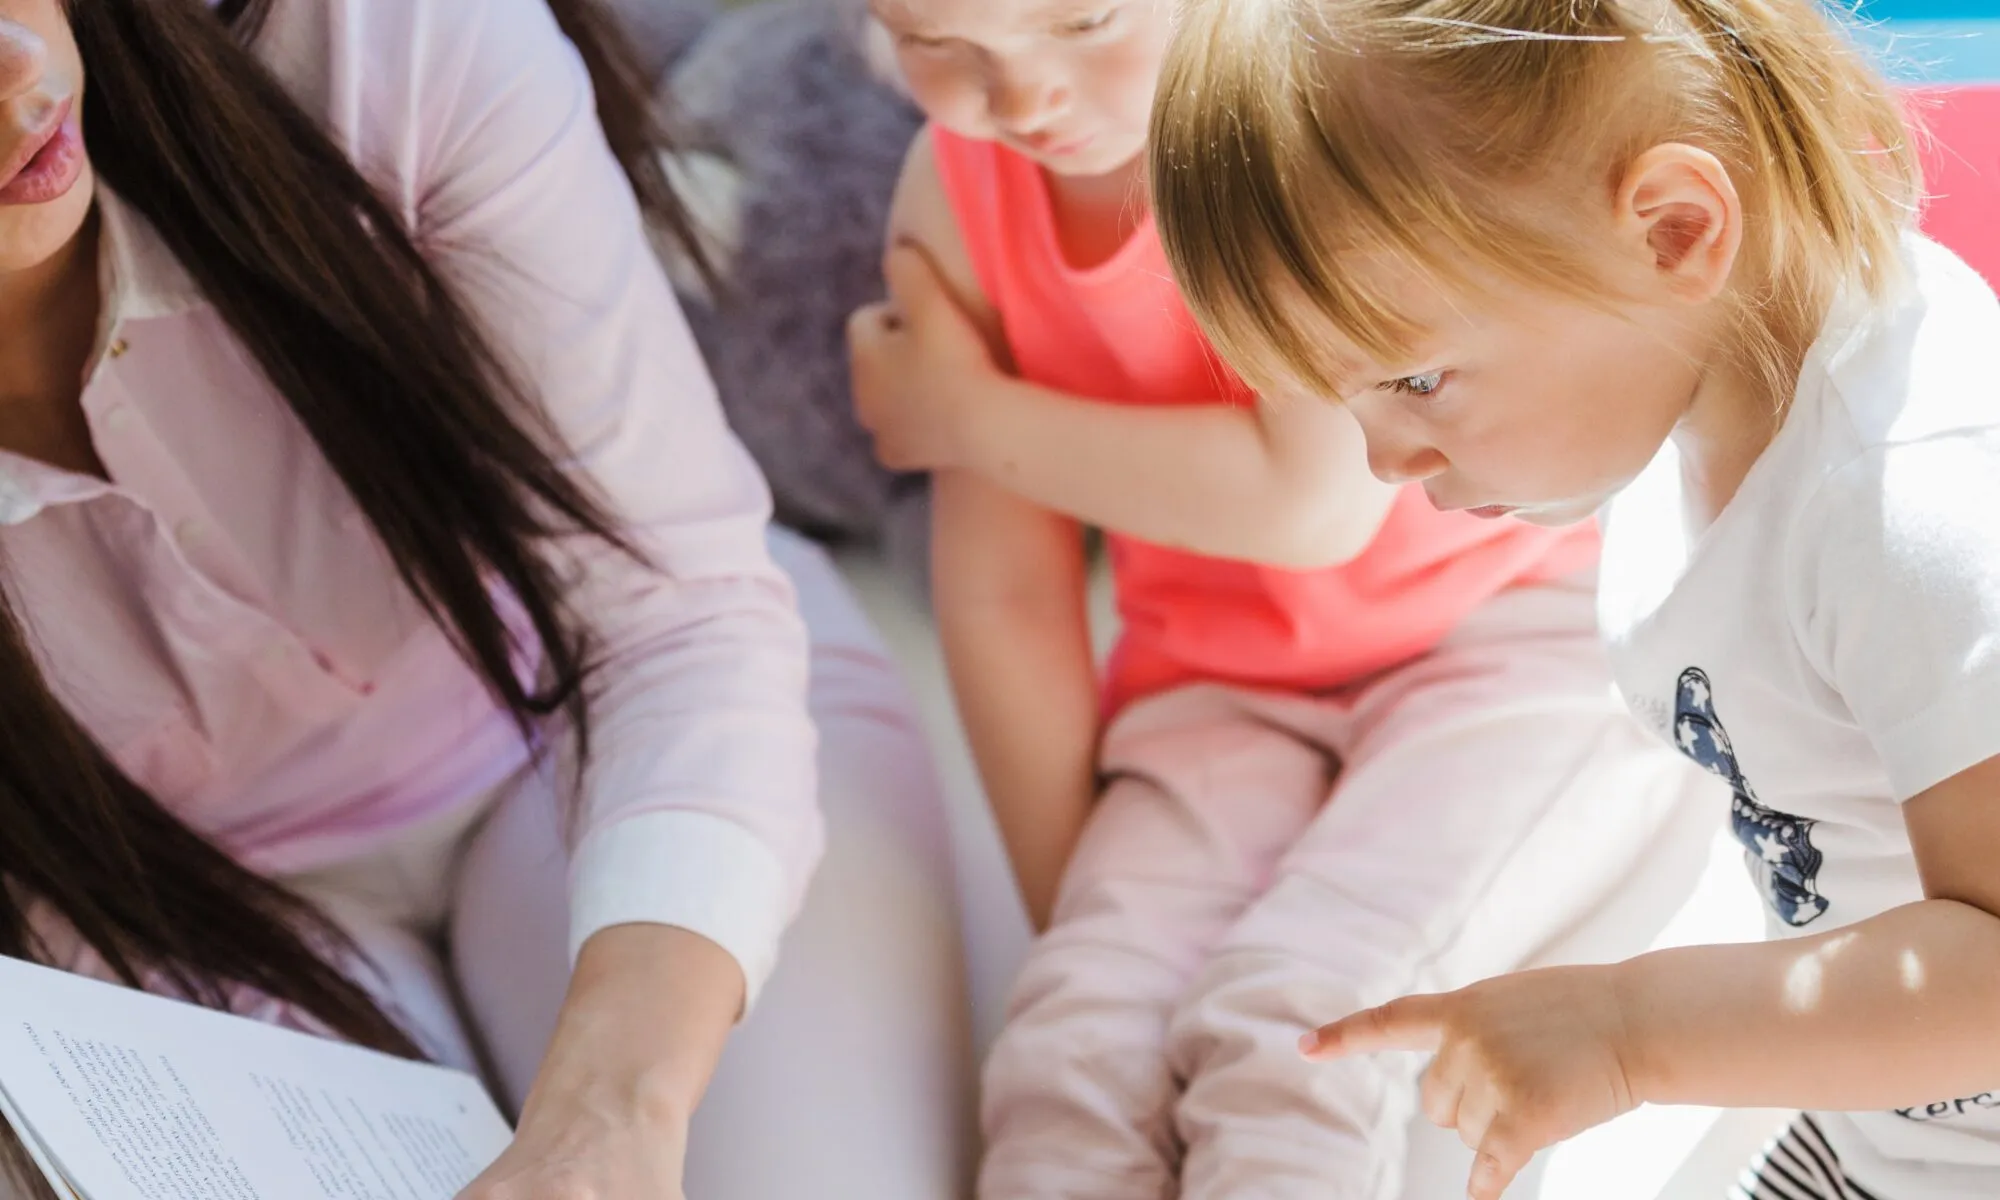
[0,0,696,1078]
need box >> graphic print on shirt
[1672,668,1829,927]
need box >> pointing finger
[1301,995,1448,1060]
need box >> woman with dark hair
[0,0,971,1195]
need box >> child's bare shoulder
[886,128,998,339]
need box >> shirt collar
[0,190,201,526]
[96,185,206,325]
[0,453,112,525]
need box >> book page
[0,955,511,1200]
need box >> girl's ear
[1613,142,1744,306]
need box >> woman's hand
[460,1096,690,1200]
[457,924,744,1200]
[847,240,1004,472]
[1302,965,1642,1200]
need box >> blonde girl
[1151,2,2000,1198]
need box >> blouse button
[107,338,130,360]
[174,519,206,552]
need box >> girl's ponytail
[1669,0,1917,303]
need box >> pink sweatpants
[979,574,1719,1200]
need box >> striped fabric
[1731,1114,1885,1200]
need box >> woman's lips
[0,97,84,207]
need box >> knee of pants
[979,1007,1182,1182]
[980,1010,1179,1126]
[1001,896,1227,1035]
[1165,946,1309,1074]
[1185,884,1433,1009]
[981,924,1197,1130]
[1167,949,1427,1196]
[1163,939,1422,1091]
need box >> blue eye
[1382,371,1446,398]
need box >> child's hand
[847,241,1001,472]
[1302,966,1643,1200]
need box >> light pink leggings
[11,529,976,1199]
[979,575,1720,1200]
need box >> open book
[0,954,512,1200]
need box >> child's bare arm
[849,136,1395,569]
[1618,750,2000,1110]
[932,469,1100,930]
[952,377,1395,569]
[864,131,1100,928]
[1308,750,2000,1200]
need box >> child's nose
[0,18,47,104]
[989,73,1070,135]
[1367,439,1447,485]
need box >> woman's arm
[410,0,819,1191]
[469,927,737,1197]
[423,0,819,1010]
[848,145,1394,569]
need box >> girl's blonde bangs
[1151,0,1584,399]
[1151,0,1919,407]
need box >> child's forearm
[1622,899,2000,1112]
[931,469,1102,930]
[958,373,1392,569]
